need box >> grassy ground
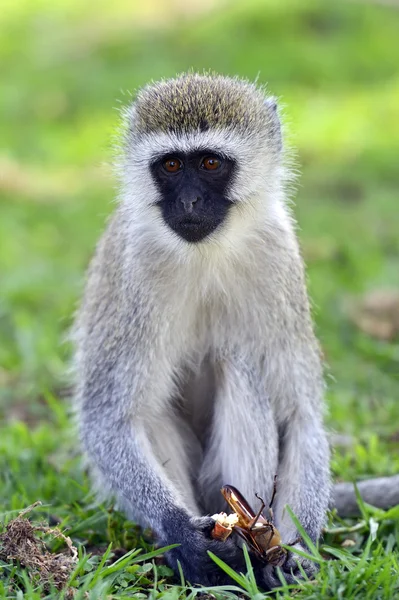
[1,0,399,597]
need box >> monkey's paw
[160,512,246,587]
[256,543,318,590]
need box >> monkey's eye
[163,158,183,173]
[201,156,222,171]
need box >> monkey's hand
[256,542,318,590]
[160,512,246,586]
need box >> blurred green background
[1,0,399,484]
[1,1,399,597]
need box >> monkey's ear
[264,97,282,152]
[264,97,278,113]
[125,102,138,126]
[120,102,141,141]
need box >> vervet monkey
[73,73,331,589]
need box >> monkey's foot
[256,543,318,590]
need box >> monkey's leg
[199,357,279,516]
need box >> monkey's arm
[234,319,329,591]
[275,388,330,543]
[77,327,246,584]
[264,340,330,585]
[74,237,245,585]
[202,345,327,589]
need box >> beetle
[219,478,295,567]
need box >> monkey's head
[120,73,286,246]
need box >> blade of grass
[284,505,322,560]
[207,551,248,588]
[132,544,180,563]
[280,543,325,565]
[87,543,114,588]
[322,545,359,568]
[354,482,370,521]
[177,560,185,587]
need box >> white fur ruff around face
[117,122,292,265]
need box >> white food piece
[211,512,239,527]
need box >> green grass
[1,0,399,597]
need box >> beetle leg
[269,475,278,508]
[267,474,278,521]
[233,526,261,552]
[287,535,302,546]
[234,525,255,541]
[251,494,266,529]
[256,526,274,550]
[265,545,287,568]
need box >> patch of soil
[348,289,399,341]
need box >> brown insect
[213,477,298,567]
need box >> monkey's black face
[150,151,236,243]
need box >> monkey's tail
[331,474,399,517]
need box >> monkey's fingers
[279,548,318,587]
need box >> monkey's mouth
[166,215,221,243]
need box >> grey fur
[332,475,399,517]
[73,73,331,588]
[133,73,277,136]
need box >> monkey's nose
[180,196,202,213]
